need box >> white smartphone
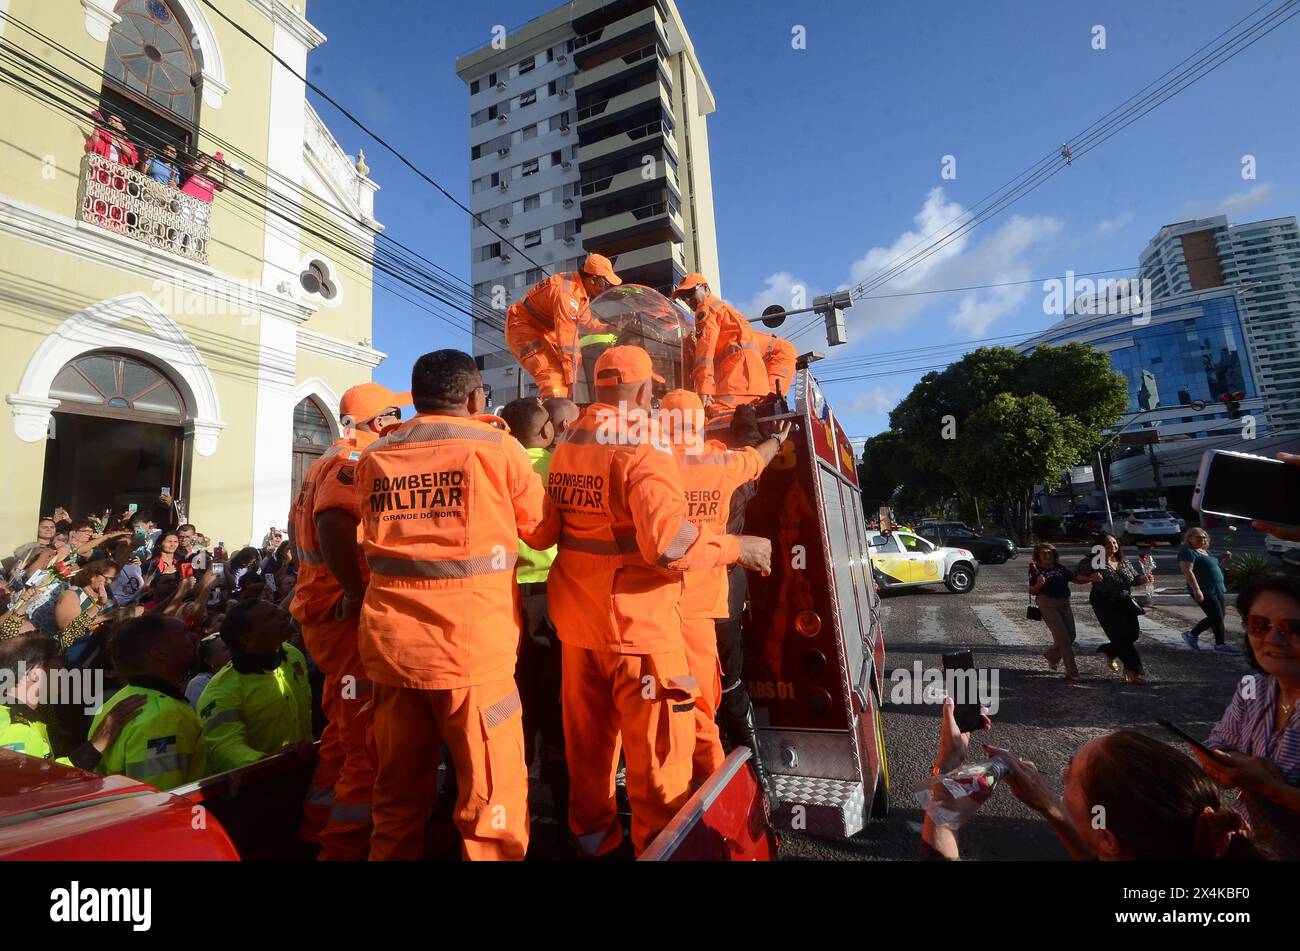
[1192,450,1300,526]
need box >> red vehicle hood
[0,750,153,820]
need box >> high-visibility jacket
[355,413,546,690]
[516,446,556,584]
[197,645,313,774]
[529,404,741,654]
[673,442,764,619]
[753,329,798,397]
[0,704,64,763]
[289,432,373,671]
[90,681,206,790]
[505,272,597,397]
[691,295,767,400]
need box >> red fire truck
[0,286,886,860]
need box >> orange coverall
[527,404,741,856]
[692,295,768,411]
[504,272,593,398]
[670,440,764,781]
[355,413,545,861]
[753,329,798,398]
[289,432,376,859]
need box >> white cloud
[1093,212,1134,238]
[736,188,1060,346]
[1181,183,1277,219]
[843,385,901,416]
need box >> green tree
[876,344,1127,542]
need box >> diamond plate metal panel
[771,774,865,838]
[759,729,862,783]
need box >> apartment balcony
[573,5,662,63]
[581,196,683,247]
[76,154,210,264]
[580,163,676,204]
[609,240,679,273]
[574,40,665,90]
[577,81,671,126]
[578,116,676,167]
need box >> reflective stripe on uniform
[126,752,191,779]
[679,453,732,467]
[305,785,336,806]
[518,340,544,359]
[523,295,553,327]
[579,333,618,348]
[327,801,372,825]
[203,708,243,728]
[366,552,517,579]
[659,520,700,565]
[557,533,639,556]
[723,342,761,358]
[575,829,612,855]
[298,547,325,564]
[482,689,522,730]
[372,422,504,448]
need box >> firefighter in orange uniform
[658,390,790,781]
[752,329,798,398]
[527,346,773,857]
[289,381,410,859]
[504,253,621,398]
[355,350,545,861]
[672,273,768,414]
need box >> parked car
[1061,510,1108,539]
[867,529,979,593]
[1266,534,1300,558]
[1111,509,1183,545]
[916,521,1017,564]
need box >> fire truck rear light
[795,610,821,637]
[809,688,833,717]
[800,649,828,677]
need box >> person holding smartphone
[1028,543,1079,681]
[1195,574,1300,859]
[1177,527,1236,653]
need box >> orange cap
[581,253,622,286]
[658,389,703,414]
[339,382,411,425]
[594,345,664,386]
[672,272,709,298]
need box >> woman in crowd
[1196,574,1300,859]
[1178,527,1237,653]
[1028,542,1079,681]
[920,700,1258,860]
[1075,531,1153,684]
[147,532,183,578]
[226,546,263,593]
[37,559,121,648]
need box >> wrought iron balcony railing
[76,152,211,264]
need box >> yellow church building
[0,0,384,553]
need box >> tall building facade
[1139,215,1300,431]
[456,0,720,399]
[0,1,384,552]
[1018,286,1279,509]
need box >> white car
[1112,509,1183,545]
[867,529,979,594]
[1265,534,1300,557]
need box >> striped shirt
[1206,673,1300,851]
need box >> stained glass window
[105,0,199,125]
[294,398,334,448]
[50,353,185,418]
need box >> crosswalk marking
[969,604,1040,646]
[961,603,1191,653]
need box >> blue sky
[304,0,1298,444]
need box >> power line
[195,0,549,276]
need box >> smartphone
[179,562,194,580]
[160,486,172,497]
[941,649,985,733]
[1156,718,1215,758]
[127,503,138,514]
[211,563,225,577]
[1192,450,1300,526]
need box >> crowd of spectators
[1,497,302,765]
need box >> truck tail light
[795,610,821,637]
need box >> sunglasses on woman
[1245,615,1300,643]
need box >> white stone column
[248,312,297,545]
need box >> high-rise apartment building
[455,0,720,398]
[1139,215,1300,431]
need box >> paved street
[782,551,1258,861]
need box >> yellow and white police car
[867,529,978,594]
